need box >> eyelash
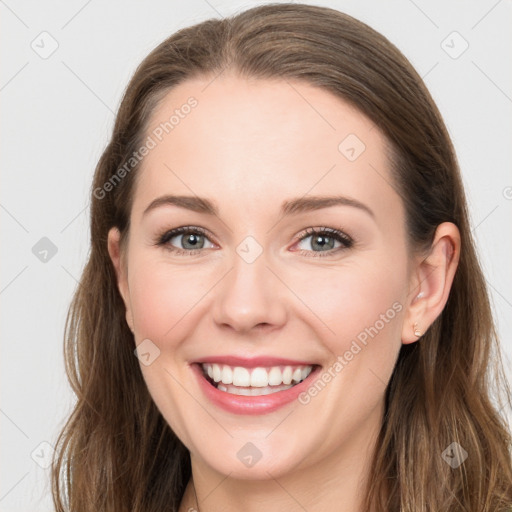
[155,226,354,257]
[294,227,353,258]
[156,226,211,256]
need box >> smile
[201,363,314,396]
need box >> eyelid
[156,225,218,254]
[293,226,353,246]
[290,226,354,257]
[157,225,210,243]
[155,225,354,256]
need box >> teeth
[282,366,293,385]
[217,383,295,396]
[202,363,314,390]
[268,367,283,386]
[233,367,250,386]
[250,367,268,387]
[212,364,222,382]
[221,365,233,384]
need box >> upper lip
[193,355,318,368]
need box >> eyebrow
[143,194,375,219]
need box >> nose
[211,249,288,335]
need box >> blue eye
[295,227,353,256]
[157,227,215,254]
[155,225,353,257]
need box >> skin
[108,74,460,512]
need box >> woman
[52,3,512,511]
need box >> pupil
[183,233,203,250]
[312,235,334,251]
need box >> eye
[155,226,353,257]
[294,227,353,256]
[156,226,216,254]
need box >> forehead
[132,73,401,224]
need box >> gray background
[1,0,511,510]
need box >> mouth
[198,362,317,396]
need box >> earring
[416,291,425,300]
[413,322,422,337]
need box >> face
[109,74,416,480]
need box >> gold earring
[413,322,422,337]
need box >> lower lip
[191,363,321,415]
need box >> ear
[402,222,461,344]
[107,227,134,333]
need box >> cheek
[293,262,405,346]
[288,260,407,437]
[128,255,211,342]
[285,257,408,409]
[128,247,408,356]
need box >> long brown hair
[52,3,512,511]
